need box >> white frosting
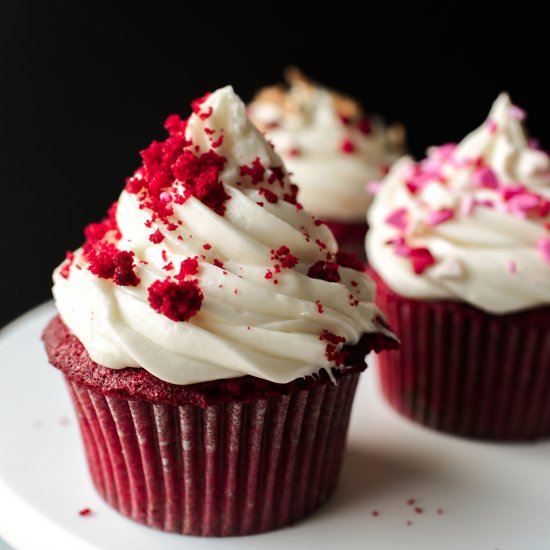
[367,93,550,314]
[249,80,402,222]
[53,86,392,385]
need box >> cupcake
[248,68,405,260]
[43,86,397,536]
[367,92,550,440]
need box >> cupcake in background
[249,67,405,260]
[44,86,397,536]
[367,92,550,440]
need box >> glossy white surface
[1,302,549,549]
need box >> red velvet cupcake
[248,68,405,261]
[44,86,396,536]
[366,93,550,440]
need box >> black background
[2,4,550,327]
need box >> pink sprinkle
[414,507,424,514]
[371,510,380,517]
[538,238,550,265]
[389,237,412,257]
[461,194,475,217]
[434,143,457,159]
[160,191,171,202]
[473,166,499,189]
[367,181,383,194]
[426,208,455,226]
[508,260,517,274]
[410,247,436,274]
[79,508,93,517]
[509,104,526,121]
[540,200,550,217]
[502,183,526,201]
[385,207,409,231]
[508,192,540,216]
[487,119,498,133]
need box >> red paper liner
[66,371,360,536]
[369,267,550,440]
[325,220,368,263]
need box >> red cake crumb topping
[148,278,203,322]
[79,508,93,517]
[271,246,299,269]
[259,187,279,203]
[60,251,75,279]
[341,139,356,154]
[315,300,324,314]
[414,507,424,514]
[371,510,380,517]
[211,135,224,148]
[213,258,224,269]
[406,497,416,506]
[176,257,199,280]
[283,183,300,206]
[191,92,212,119]
[308,261,341,283]
[358,118,372,135]
[240,157,266,184]
[203,243,212,250]
[84,202,120,245]
[320,330,348,366]
[87,244,140,287]
[149,229,165,244]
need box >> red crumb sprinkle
[308,261,341,283]
[148,278,203,322]
[315,300,324,314]
[87,245,140,287]
[414,507,424,514]
[341,139,356,154]
[176,257,199,280]
[336,251,365,272]
[149,229,165,244]
[259,187,279,203]
[351,280,358,287]
[315,239,327,250]
[213,258,224,269]
[79,508,93,517]
[371,510,380,517]
[256,201,264,207]
[287,147,301,157]
[240,157,266,184]
[265,269,273,280]
[191,92,212,119]
[320,330,348,366]
[406,520,413,526]
[162,262,174,271]
[271,245,299,269]
[203,243,212,250]
[349,294,359,307]
[437,508,444,515]
[234,288,238,295]
[161,250,168,262]
[283,184,300,206]
[407,497,416,506]
[211,135,224,148]
[358,118,372,135]
[60,250,75,279]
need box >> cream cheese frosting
[367,93,550,314]
[53,86,393,385]
[248,69,405,223]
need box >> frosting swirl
[248,69,405,222]
[53,86,393,385]
[367,93,550,314]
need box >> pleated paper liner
[66,371,360,537]
[369,267,550,440]
[325,220,368,263]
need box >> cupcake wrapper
[325,221,368,263]
[66,372,360,536]
[373,271,550,440]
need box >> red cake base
[369,268,550,441]
[43,316,395,536]
[325,220,368,263]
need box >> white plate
[1,303,549,550]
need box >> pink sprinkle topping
[486,119,498,133]
[508,260,517,274]
[367,180,383,194]
[509,104,526,121]
[385,207,409,231]
[461,194,475,217]
[426,208,455,226]
[538,238,550,265]
[473,166,499,189]
[410,247,436,274]
[160,191,171,202]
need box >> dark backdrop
[2,4,549,327]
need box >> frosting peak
[367,93,550,314]
[249,70,405,222]
[53,86,393,385]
